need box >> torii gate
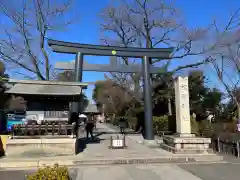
[48,39,172,140]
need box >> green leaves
[153,70,223,118]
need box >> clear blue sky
[48,0,240,101]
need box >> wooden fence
[10,124,75,137]
[211,133,240,158]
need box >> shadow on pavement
[0,169,35,180]
[75,132,105,154]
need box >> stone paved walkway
[75,123,171,160]
[71,164,202,180]
[4,162,240,180]
[0,164,203,180]
[2,123,221,164]
[0,123,232,179]
[4,123,169,160]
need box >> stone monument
[175,76,191,136]
[162,76,212,154]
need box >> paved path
[5,123,170,159]
[104,123,163,143]
[3,162,240,180]
[2,123,232,179]
[75,123,171,160]
[5,123,219,161]
[4,162,240,180]
[0,164,203,180]
[180,162,240,180]
[73,164,203,180]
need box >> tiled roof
[5,83,82,96]
[5,79,88,96]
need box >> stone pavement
[0,123,235,179]
[180,162,240,180]
[0,123,222,169]
[0,164,203,180]
[3,162,240,180]
[70,164,203,180]
[178,154,240,180]
[105,123,163,143]
[4,123,168,160]
[76,123,172,160]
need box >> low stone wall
[6,138,76,157]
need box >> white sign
[112,139,123,147]
[38,114,44,121]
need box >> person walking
[69,112,80,138]
[85,115,95,139]
[93,115,97,129]
[119,117,126,135]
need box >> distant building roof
[84,104,99,113]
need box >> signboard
[112,139,123,147]
[109,135,127,149]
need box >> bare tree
[211,8,240,129]
[99,0,214,114]
[0,0,74,80]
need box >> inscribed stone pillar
[174,76,191,135]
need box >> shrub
[225,121,237,133]
[191,117,200,136]
[153,116,169,134]
[212,121,237,135]
[26,164,71,180]
[198,120,213,137]
[160,115,200,136]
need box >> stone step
[161,143,214,154]
[0,154,223,169]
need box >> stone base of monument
[161,134,212,154]
[6,138,75,157]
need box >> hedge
[113,115,216,137]
[26,164,71,180]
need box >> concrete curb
[73,156,222,165]
[0,155,223,169]
[0,159,76,169]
